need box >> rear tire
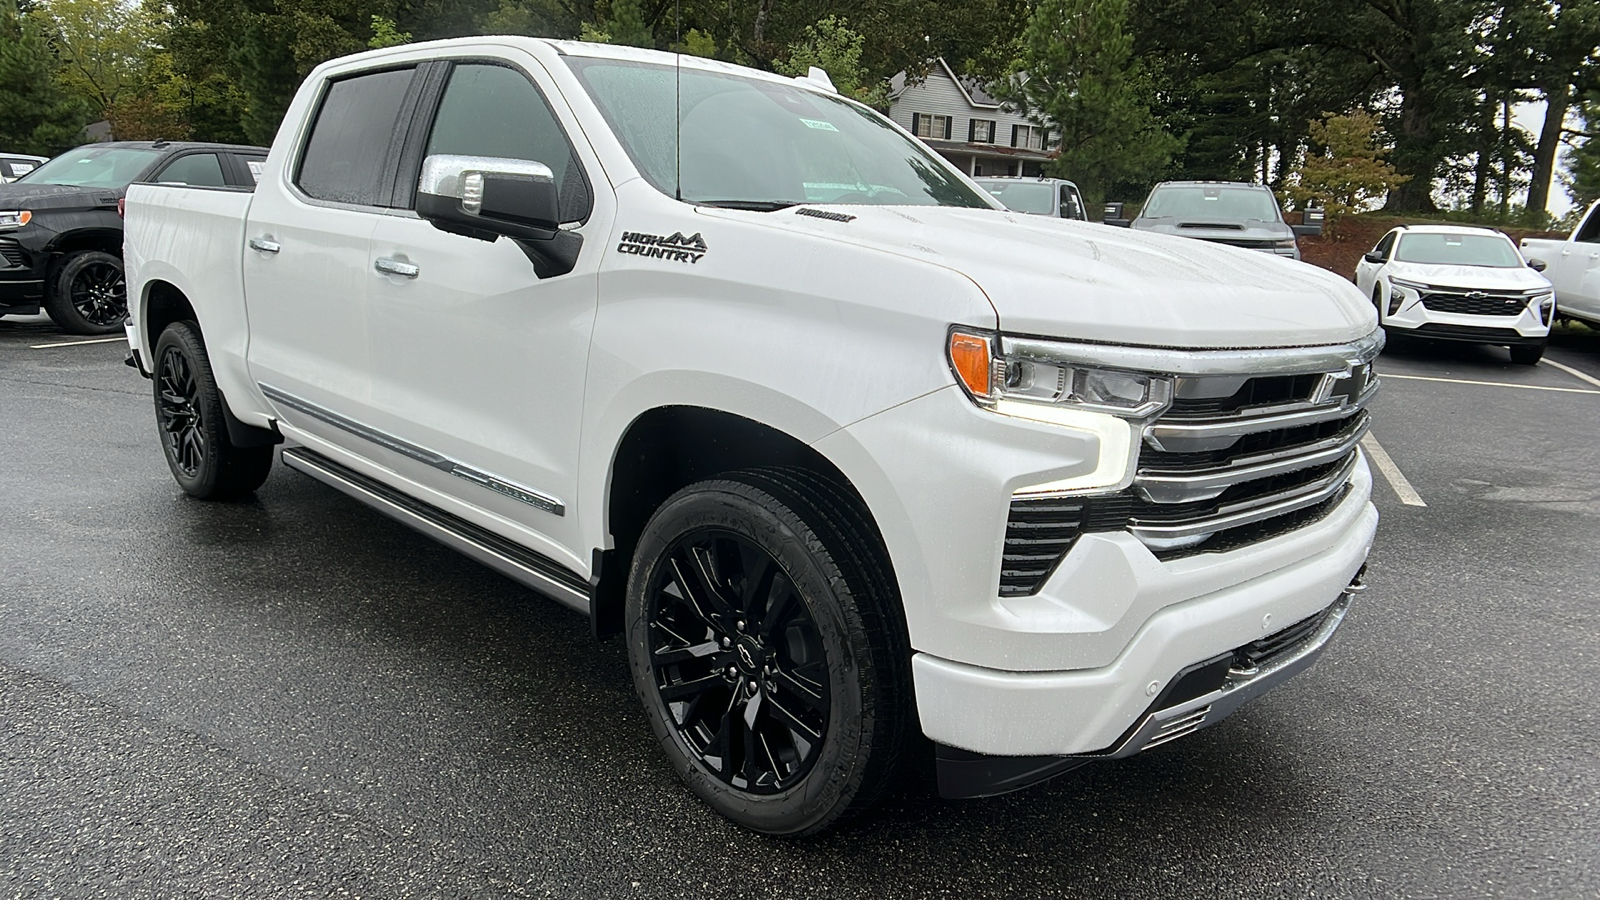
[625,468,911,836]
[1510,342,1545,365]
[45,250,126,335]
[153,321,273,499]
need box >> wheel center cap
[734,637,762,675]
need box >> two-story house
[886,59,1056,177]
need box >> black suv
[0,141,265,334]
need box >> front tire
[625,468,911,836]
[45,250,127,335]
[153,321,273,499]
[1510,342,1545,365]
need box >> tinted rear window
[297,68,414,206]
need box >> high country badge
[617,231,708,264]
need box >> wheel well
[594,406,896,639]
[43,230,124,292]
[49,229,123,258]
[143,281,198,346]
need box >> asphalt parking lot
[3,314,1598,899]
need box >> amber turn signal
[948,330,993,398]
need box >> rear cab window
[153,153,227,187]
[296,67,417,207]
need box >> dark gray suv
[1112,181,1321,260]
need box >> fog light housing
[1540,297,1554,325]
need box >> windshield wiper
[693,200,799,212]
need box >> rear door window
[297,67,416,206]
[153,153,227,187]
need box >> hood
[1132,217,1295,244]
[0,182,122,211]
[719,205,1374,349]
[1386,260,1552,292]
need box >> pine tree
[605,0,651,48]
[999,0,1178,208]
[0,5,88,153]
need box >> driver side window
[423,63,591,224]
[1374,232,1397,260]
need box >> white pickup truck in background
[1522,199,1600,327]
[122,37,1379,836]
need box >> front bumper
[1382,287,1550,344]
[909,484,1374,758]
[935,577,1361,798]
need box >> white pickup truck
[1522,199,1600,327]
[123,37,1380,836]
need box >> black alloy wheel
[151,321,273,499]
[645,529,831,794]
[626,470,912,836]
[69,259,126,327]
[158,341,207,479]
[45,250,127,335]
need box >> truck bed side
[125,184,268,429]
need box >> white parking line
[1540,358,1600,390]
[1380,373,1600,395]
[28,336,127,349]
[1360,433,1427,507]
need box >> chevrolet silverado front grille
[998,351,1377,596]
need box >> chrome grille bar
[1135,413,1369,503]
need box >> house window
[912,113,952,140]
[1010,124,1047,151]
[969,119,995,143]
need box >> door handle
[375,257,419,278]
[248,238,280,254]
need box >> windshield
[1141,185,1282,222]
[565,58,991,209]
[974,180,1055,215]
[21,146,161,188]
[1394,232,1523,268]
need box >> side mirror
[417,154,561,240]
[1104,218,1133,228]
[1527,258,1547,272]
[1363,251,1386,264]
[416,154,581,278]
[1292,223,1323,237]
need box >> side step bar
[280,447,592,614]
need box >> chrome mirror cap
[418,154,554,212]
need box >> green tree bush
[773,17,886,107]
[1282,110,1409,235]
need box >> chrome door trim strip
[259,383,565,516]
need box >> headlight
[1388,277,1429,294]
[948,329,1173,418]
[0,210,31,229]
[1274,239,1298,250]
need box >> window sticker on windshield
[12,163,33,175]
[246,159,264,183]
[799,118,839,132]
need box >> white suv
[1355,224,1555,364]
